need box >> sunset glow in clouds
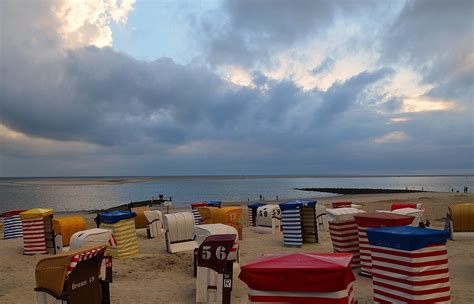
[1,0,473,176]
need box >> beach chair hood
[239,253,355,292]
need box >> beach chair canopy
[2,210,26,218]
[332,201,352,208]
[279,200,317,210]
[239,253,355,292]
[391,203,422,211]
[70,228,113,250]
[20,208,53,219]
[98,210,136,224]
[247,202,266,209]
[53,216,87,247]
[194,223,238,246]
[354,212,415,228]
[206,201,222,208]
[449,203,474,232]
[366,226,449,251]
[191,202,208,208]
[327,207,365,223]
[35,246,106,300]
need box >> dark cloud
[199,0,335,66]
[383,0,474,103]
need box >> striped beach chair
[353,213,415,277]
[98,211,138,258]
[327,207,365,268]
[2,210,25,240]
[367,226,450,303]
[279,200,318,247]
[19,208,56,255]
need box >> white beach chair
[316,204,329,231]
[70,228,113,250]
[255,205,281,234]
[144,210,164,238]
[163,212,198,253]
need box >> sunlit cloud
[402,96,457,113]
[389,117,411,124]
[54,0,135,48]
[220,66,255,88]
[373,131,408,144]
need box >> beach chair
[98,211,139,258]
[279,200,318,247]
[255,205,281,234]
[131,206,150,229]
[143,210,163,238]
[34,245,112,304]
[247,202,266,227]
[367,227,450,303]
[2,210,25,240]
[196,234,236,304]
[20,209,56,255]
[193,224,240,277]
[163,212,198,253]
[447,203,474,240]
[53,216,87,253]
[316,204,329,231]
[327,207,365,268]
[191,202,208,225]
[69,228,113,250]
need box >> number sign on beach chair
[163,212,198,253]
[34,245,112,304]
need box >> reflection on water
[0,176,472,212]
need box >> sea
[0,175,472,213]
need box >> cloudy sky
[0,0,473,177]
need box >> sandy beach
[1,192,473,303]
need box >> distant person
[464,186,468,193]
[451,188,454,192]
[259,194,262,201]
[276,195,279,201]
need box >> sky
[0,0,473,177]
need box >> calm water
[0,176,472,213]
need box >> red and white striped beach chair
[367,226,450,303]
[327,207,365,268]
[353,213,415,277]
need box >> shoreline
[0,174,472,186]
